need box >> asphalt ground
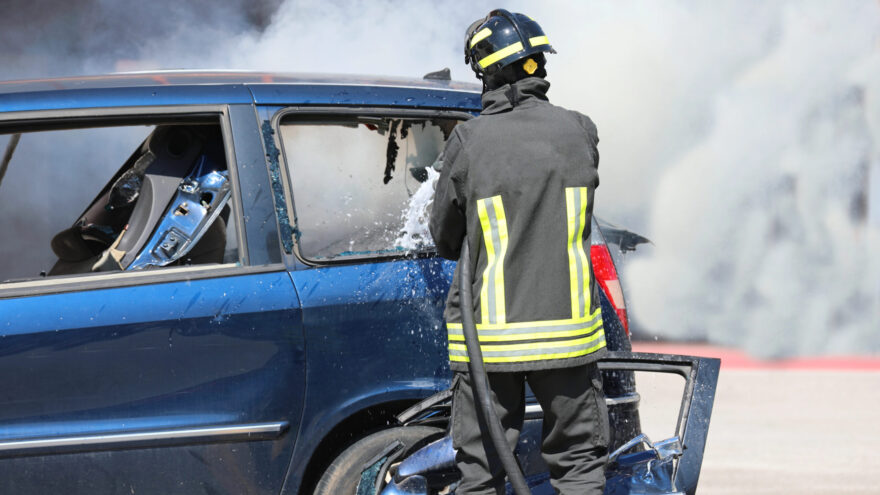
[631,343,880,495]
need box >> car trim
[0,263,286,299]
[268,106,475,268]
[0,105,231,126]
[219,105,251,266]
[0,421,289,456]
[524,393,641,419]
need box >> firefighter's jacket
[430,77,606,372]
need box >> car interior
[45,123,236,277]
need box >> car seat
[48,126,209,275]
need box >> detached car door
[0,106,304,494]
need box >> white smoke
[4,0,880,356]
[614,2,880,357]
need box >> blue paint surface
[0,71,481,113]
[0,85,254,112]
[0,269,304,494]
[249,84,480,110]
[282,256,456,492]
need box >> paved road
[636,369,880,494]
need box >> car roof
[0,70,483,113]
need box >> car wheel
[314,426,445,495]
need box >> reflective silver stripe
[485,199,502,324]
[477,196,508,325]
[447,312,602,338]
[0,422,287,453]
[572,188,586,318]
[567,187,591,319]
[449,337,605,358]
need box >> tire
[313,426,445,495]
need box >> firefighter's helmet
[464,9,556,78]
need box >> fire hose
[458,238,531,495]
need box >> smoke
[618,2,880,357]
[2,0,879,356]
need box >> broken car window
[280,116,460,261]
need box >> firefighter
[429,9,609,495]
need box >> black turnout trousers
[452,364,609,495]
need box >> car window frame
[0,105,281,299]
[271,106,473,267]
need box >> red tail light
[590,244,629,336]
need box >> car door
[256,106,469,489]
[0,105,304,494]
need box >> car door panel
[0,268,303,494]
[282,257,453,492]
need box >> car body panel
[248,84,479,110]
[0,72,481,96]
[281,257,455,492]
[0,71,481,113]
[227,103,285,266]
[0,85,255,113]
[0,268,304,494]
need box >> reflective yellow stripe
[449,339,607,363]
[490,196,508,324]
[478,41,524,68]
[565,187,591,319]
[448,330,604,353]
[447,307,601,331]
[477,199,493,325]
[477,196,508,325]
[529,35,549,47]
[469,27,492,48]
[447,318,602,342]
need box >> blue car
[0,71,715,494]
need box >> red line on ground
[631,342,880,371]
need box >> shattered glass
[261,120,296,254]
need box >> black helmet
[464,9,556,79]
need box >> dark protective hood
[481,77,550,115]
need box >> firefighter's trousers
[451,364,609,495]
